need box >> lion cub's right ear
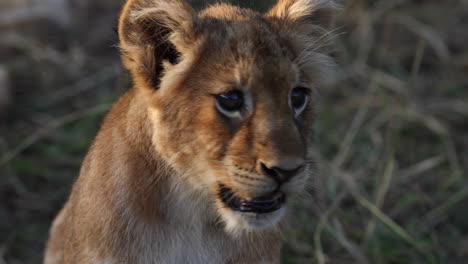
[118,0,198,90]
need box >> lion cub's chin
[219,206,286,234]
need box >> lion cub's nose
[260,160,305,183]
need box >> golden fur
[44,0,338,263]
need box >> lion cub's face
[119,0,337,231]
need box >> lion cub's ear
[267,0,339,30]
[267,0,340,84]
[118,0,198,90]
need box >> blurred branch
[38,65,122,107]
[0,0,72,28]
[410,38,426,83]
[314,191,348,264]
[372,0,409,15]
[394,14,450,61]
[338,168,433,261]
[0,104,111,167]
[0,33,68,66]
[420,183,468,234]
[0,245,6,264]
[331,217,370,264]
[332,74,377,167]
[398,106,463,185]
[398,155,445,184]
[0,66,10,116]
[362,158,395,246]
[428,100,468,117]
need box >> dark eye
[216,90,244,113]
[290,87,309,114]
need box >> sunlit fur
[44,0,338,263]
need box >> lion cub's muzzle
[218,184,285,214]
[217,160,305,214]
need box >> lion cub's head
[118,0,338,232]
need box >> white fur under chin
[219,206,285,235]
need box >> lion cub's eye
[290,87,309,116]
[216,90,244,115]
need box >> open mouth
[218,184,285,214]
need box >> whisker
[211,170,230,174]
[293,27,343,64]
[293,29,345,68]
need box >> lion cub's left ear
[267,0,339,30]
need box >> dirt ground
[0,0,467,263]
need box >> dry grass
[0,0,467,263]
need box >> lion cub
[44,0,338,263]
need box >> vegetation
[1,0,467,263]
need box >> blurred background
[0,0,467,263]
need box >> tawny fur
[44,0,338,263]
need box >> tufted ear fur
[267,0,339,30]
[118,0,198,90]
[267,0,340,84]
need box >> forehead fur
[118,0,338,90]
[193,5,333,89]
[196,5,295,82]
[204,3,337,82]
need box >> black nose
[260,162,304,183]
